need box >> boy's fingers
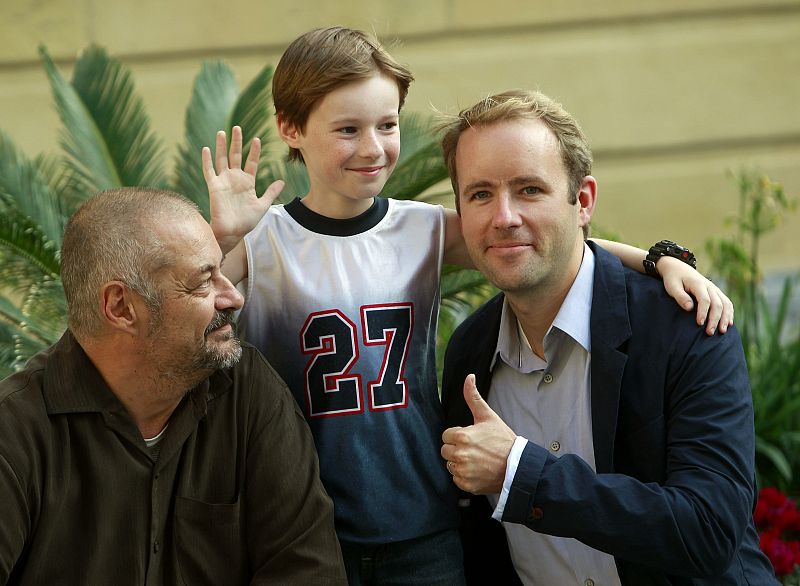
[261,179,285,205]
[230,126,243,169]
[244,138,261,176]
[201,147,215,183]
[214,130,229,172]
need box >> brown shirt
[0,331,346,585]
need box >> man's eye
[523,186,540,195]
[471,191,490,200]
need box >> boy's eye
[338,127,357,134]
[379,121,398,131]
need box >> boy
[202,27,732,585]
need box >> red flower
[755,488,800,578]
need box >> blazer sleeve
[501,318,758,579]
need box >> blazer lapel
[588,242,632,474]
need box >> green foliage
[705,171,800,493]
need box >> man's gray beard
[192,310,243,371]
[192,334,242,371]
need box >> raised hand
[441,374,516,494]
[201,126,285,254]
[657,256,735,335]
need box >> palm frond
[70,45,167,194]
[0,130,66,247]
[229,64,276,199]
[173,61,240,217]
[383,113,449,200]
[0,208,61,280]
[39,46,122,206]
[0,293,62,371]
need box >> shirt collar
[552,243,594,353]
[492,243,594,370]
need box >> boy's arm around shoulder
[442,208,475,267]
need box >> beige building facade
[1,0,799,272]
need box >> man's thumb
[464,374,494,422]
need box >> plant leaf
[0,207,61,279]
[39,46,121,207]
[70,45,167,191]
[383,113,449,200]
[0,130,66,247]
[173,61,240,218]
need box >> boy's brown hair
[273,26,414,163]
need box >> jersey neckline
[284,197,390,237]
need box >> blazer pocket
[175,496,244,586]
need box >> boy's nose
[359,130,383,158]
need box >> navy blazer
[441,242,777,585]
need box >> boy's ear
[276,113,302,147]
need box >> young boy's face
[280,71,401,218]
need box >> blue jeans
[340,528,465,586]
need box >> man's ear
[100,281,141,335]
[577,175,598,229]
[276,113,302,147]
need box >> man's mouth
[205,310,236,337]
[488,241,531,252]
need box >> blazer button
[527,507,543,522]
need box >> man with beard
[0,187,346,585]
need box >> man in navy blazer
[438,90,777,584]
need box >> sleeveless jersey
[239,197,458,544]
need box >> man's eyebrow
[192,262,217,279]
[509,175,544,186]
[462,176,545,193]
[462,179,496,193]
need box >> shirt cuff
[492,436,529,521]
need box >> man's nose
[492,193,522,229]
[215,276,244,311]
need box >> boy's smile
[279,71,401,219]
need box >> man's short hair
[272,26,414,164]
[60,187,200,340]
[440,89,594,211]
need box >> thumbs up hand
[441,374,517,494]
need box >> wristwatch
[643,240,697,277]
